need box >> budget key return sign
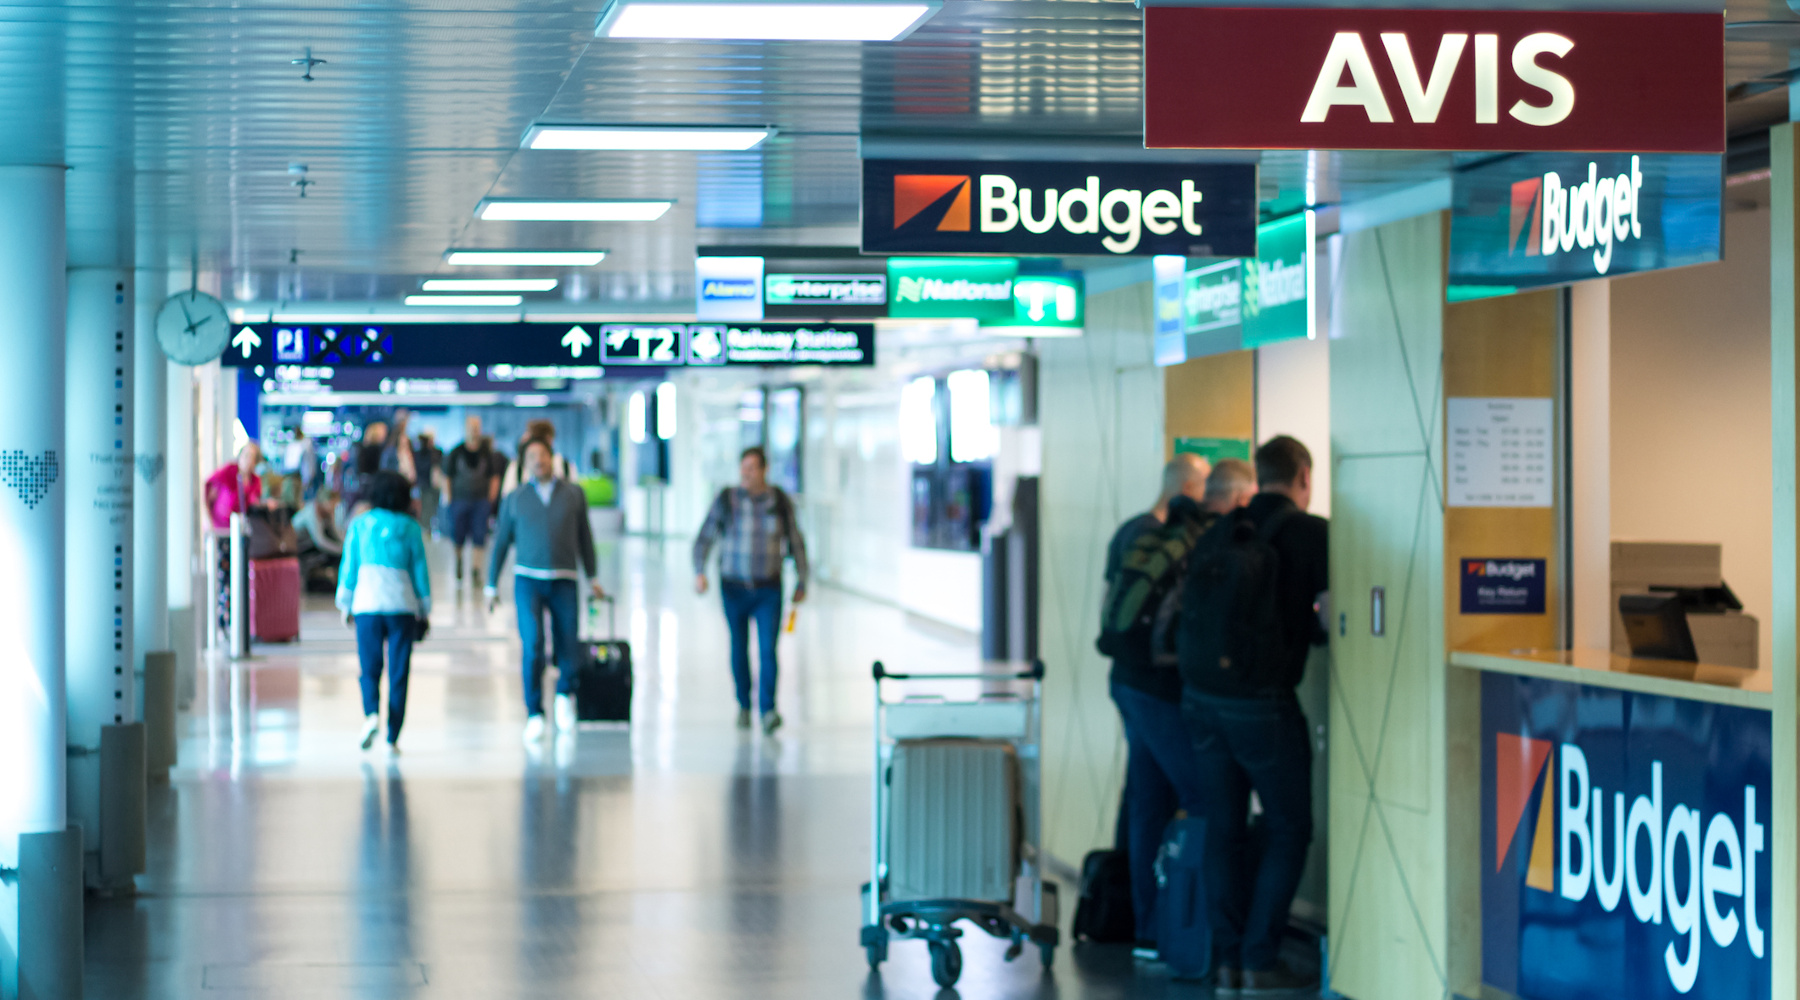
[1143,8,1723,153]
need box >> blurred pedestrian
[337,471,432,753]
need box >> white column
[66,267,135,885]
[0,164,70,983]
[1569,280,1611,651]
[134,272,167,660]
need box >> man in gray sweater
[486,438,605,744]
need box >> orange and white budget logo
[893,175,970,231]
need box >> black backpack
[1177,505,1297,696]
[1096,501,1214,667]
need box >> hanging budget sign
[1448,152,1722,297]
[862,159,1258,257]
[1144,8,1724,153]
[1481,672,1771,1000]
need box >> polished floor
[86,533,1310,999]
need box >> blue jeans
[355,614,417,742]
[1180,688,1314,971]
[1111,680,1207,939]
[722,582,782,714]
[516,577,579,717]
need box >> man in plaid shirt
[693,446,809,735]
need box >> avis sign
[1144,8,1723,153]
[861,159,1257,257]
[1482,672,1771,1000]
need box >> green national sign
[887,257,1018,319]
[1174,436,1253,464]
[1241,211,1313,348]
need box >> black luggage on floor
[1072,849,1137,943]
[576,596,633,724]
[1154,817,1212,979]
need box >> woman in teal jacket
[337,471,432,751]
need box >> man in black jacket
[1180,435,1328,991]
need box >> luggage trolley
[860,660,1059,988]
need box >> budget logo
[1505,155,1645,275]
[893,175,971,232]
[1494,734,1767,994]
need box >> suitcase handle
[872,659,1045,682]
[586,594,617,641]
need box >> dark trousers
[516,577,579,717]
[1180,688,1314,971]
[721,582,782,714]
[355,614,417,742]
[1111,680,1207,939]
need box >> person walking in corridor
[692,446,809,736]
[1177,436,1329,991]
[443,415,501,584]
[486,437,605,745]
[337,471,432,753]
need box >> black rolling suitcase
[576,596,633,724]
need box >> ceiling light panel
[421,278,559,292]
[595,0,940,41]
[445,250,608,266]
[524,125,774,151]
[477,198,674,221]
[404,294,525,306]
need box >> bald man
[1099,452,1210,949]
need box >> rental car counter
[1430,149,1778,1000]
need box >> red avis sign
[1143,8,1723,153]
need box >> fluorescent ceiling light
[404,294,524,307]
[524,125,773,151]
[445,250,608,266]
[421,278,559,292]
[477,198,673,222]
[595,0,939,41]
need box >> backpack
[1096,501,1214,667]
[1177,504,1298,696]
[1070,848,1137,943]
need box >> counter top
[1448,647,1772,710]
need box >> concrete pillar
[134,272,168,668]
[66,266,137,891]
[167,354,196,701]
[1768,120,1800,1000]
[0,164,71,1000]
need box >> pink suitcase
[249,556,302,642]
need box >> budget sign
[1482,672,1771,1000]
[1144,8,1723,153]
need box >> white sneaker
[553,693,577,731]
[359,714,380,750]
[522,714,547,745]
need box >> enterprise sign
[862,158,1258,257]
[764,274,887,307]
[1144,8,1724,153]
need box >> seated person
[293,489,345,592]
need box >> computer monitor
[1619,593,1699,662]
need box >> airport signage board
[1448,152,1722,297]
[1185,260,1243,334]
[764,273,887,308]
[982,273,1085,334]
[696,256,764,321]
[886,257,1018,319]
[1153,255,1187,366]
[1144,8,1725,153]
[1240,212,1313,348]
[861,159,1258,257]
[225,322,872,368]
[1481,671,1771,1000]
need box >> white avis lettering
[1302,31,1574,127]
[980,174,1208,253]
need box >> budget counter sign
[1143,8,1724,153]
[1449,152,1722,296]
[1481,672,1771,1000]
[1460,557,1545,614]
[861,159,1258,257]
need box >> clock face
[155,291,233,366]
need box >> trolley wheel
[860,925,888,970]
[929,940,963,988]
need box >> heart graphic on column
[137,453,165,484]
[1,450,60,509]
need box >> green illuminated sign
[1174,437,1253,464]
[982,273,1084,333]
[887,257,1018,319]
[1183,259,1242,333]
[1241,212,1313,348]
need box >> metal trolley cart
[860,660,1059,988]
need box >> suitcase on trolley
[248,556,302,642]
[887,738,1021,904]
[575,596,632,724]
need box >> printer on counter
[1612,541,1759,669]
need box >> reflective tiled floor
[86,534,1291,998]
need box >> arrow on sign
[562,325,593,358]
[232,327,262,358]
